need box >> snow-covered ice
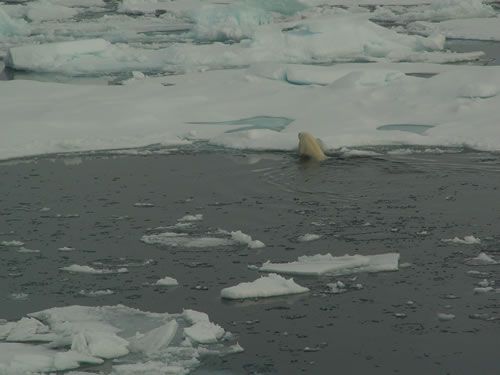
[298,233,321,242]
[0,305,239,374]
[260,253,400,276]
[220,273,309,299]
[230,230,265,248]
[155,276,179,286]
[465,252,498,266]
[442,235,481,244]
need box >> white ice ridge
[0,305,240,374]
[4,62,500,160]
[260,253,400,276]
[4,13,479,75]
[220,273,309,299]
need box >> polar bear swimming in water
[298,132,327,162]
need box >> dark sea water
[1,151,499,374]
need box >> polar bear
[298,132,327,161]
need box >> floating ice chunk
[183,320,225,344]
[61,264,128,274]
[1,305,238,374]
[473,286,494,294]
[142,232,233,248]
[17,247,40,253]
[6,39,111,72]
[133,202,154,207]
[442,235,481,244]
[437,313,455,321]
[178,214,203,222]
[220,273,309,300]
[1,240,24,247]
[129,320,178,356]
[26,0,79,22]
[465,252,498,266]
[327,280,347,294]
[476,279,493,288]
[260,253,399,276]
[1,317,56,342]
[58,246,75,251]
[230,230,265,248]
[155,276,179,286]
[79,289,114,297]
[298,233,321,242]
[9,293,29,301]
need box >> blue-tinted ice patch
[376,124,436,135]
[187,116,294,133]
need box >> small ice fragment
[178,214,203,222]
[442,235,481,244]
[230,230,265,249]
[58,246,75,251]
[437,313,455,321]
[155,277,179,286]
[61,265,128,274]
[39,207,51,212]
[473,287,494,294]
[327,281,346,294]
[406,300,415,305]
[17,247,40,253]
[1,240,24,247]
[466,252,498,266]
[417,230,428,235]
[220,273,309,300]
[79,290,114,297]
[298,233,321,242]
[133,202,154,207]
[9,293,28,301]
[394,313,407,318]
[477,279,492,287]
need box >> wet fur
[298,132,327,161]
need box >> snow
[230,230,265,248]
[260,253,400,276]
[0,305,238,374]
[442,235,481,244]
[409,16,500,41]
[220,273,309,299]
[61,264,129,274]
[466,252,498,266]
[298,233,321,242]
[155,276,179,286]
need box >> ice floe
[260,253,400,276]
[465,252,498,265]
[178,214,203,222]
[442,235,481,244]
[0,240,24,247]
[437,312,456,321]
[230,230,265,249]
[155,276,179,286]
[141,232,233,248]
[297,233,321,242]
[79,289,115,297]
[409,16,500,41]
[61,264,129,274]
[0,305,239,374]
[220,273,309,299]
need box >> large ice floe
[260,253,400,276]
[220,273,309,299]
[0,305,240,374]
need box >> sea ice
[465,252,498,266]
[79,290,115,297]
[221,273,309,299]
[409,16,500,41]
[442,235,481,244]
[26,1,79,22]
[298,233,321,242]
[178,214,203,222]
[0,7,30,36]
[155,276,179,286]
[437,312,456,321]
[61,264,129,274]
[142,232,233,248]
[260,253,400,276]
[0,305,238,374]
[230,230,265,248]
[0,240,24,247]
